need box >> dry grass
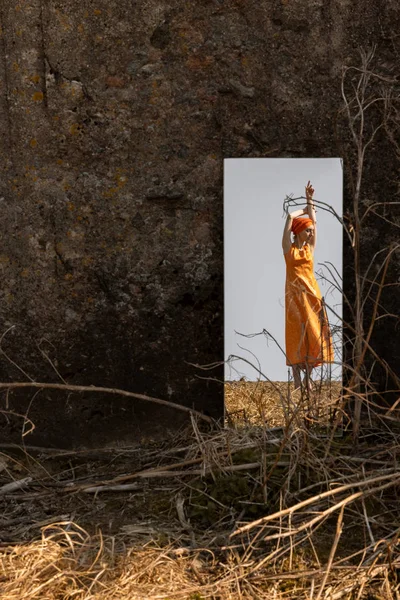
[224,380,342,428]
[1,512,399,599]
[0,525,211,599]
[0,379,399,600]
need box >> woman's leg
[304,365,319,423]
[292,365,302,389]
[304,365,312,395]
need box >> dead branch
[0,381,213,424]
[0,477,32,496]
[231,469,400,538]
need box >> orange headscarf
[291,217,313,235]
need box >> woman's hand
[305,181,314,200]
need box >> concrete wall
[0,0,398,446]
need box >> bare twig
[315,504,345,599]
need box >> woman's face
[298,226,314,244]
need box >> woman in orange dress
[282,182,334,392]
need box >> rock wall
[0,0,399,446]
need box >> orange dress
[284,243,333,368]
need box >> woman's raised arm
[305,181,317,251]
[282,208,306,255]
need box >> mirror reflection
[224,158,343,427]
